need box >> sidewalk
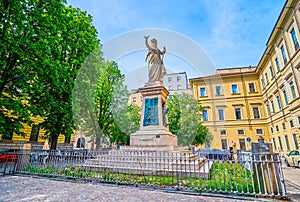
[282,163,300,202]
[0,176,256,202]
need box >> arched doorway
[76,137,85,148]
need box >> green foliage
[93,61,124,148]
[33,5,99,149]
[72,47,104,144]
[0,1,99,148]
[26,162,255,194]
[166,94,180,135]
[73,56,140,148]
[93,62,140,147]
[167,93,212,146]
[110,102,141,145]
[209,162,254,193]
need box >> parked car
[30,150,50,163]
[0,149,19,163]
[285,150,300,167]
[195,149,228,161]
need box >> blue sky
[67,0,285,85]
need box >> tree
[193,124,213,147]
[167,93,212,146]
[110,103,141,145]
[32,5,99,149]
[72,47,104,148]
[74,60,140,148]
[0,1,99,149]
[93,62,125,149]
[0,0,67,140]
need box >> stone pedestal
[130,85,178,147]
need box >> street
[282,161,300,201]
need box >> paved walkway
[282,163,300,202]
[0,176,256,202]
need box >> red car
[0,149,19,163]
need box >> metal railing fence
[0,149,287,199]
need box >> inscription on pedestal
[143,97,159,126]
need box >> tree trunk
[50,135,58,150]
[95,136,101,150]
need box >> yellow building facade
[191,0,300,154]
[190,67,270,151]
[258,0,300,155]
[0,116,74,150]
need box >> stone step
[81,150,212,179]
[82,161,212,179]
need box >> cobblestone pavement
[282,162,300,202]
[0,176,256,202]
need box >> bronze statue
[144,36,166,82]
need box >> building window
[220,130,227,136]
[285,135,290,151]
[258,139,265,143]
[272,138,277,150]
[202,110,208,121]
[235,108,242,120]
[239,139,246,150]
[289,81,297,99]
[200,87,206,96]
[276,95,282,110]
[276,125,279,132]
[221,139,228,150]
[64,136,71,144]
[140,97,143,101]
[252,107,260,118]
[282,122,286,130]
[270,66,275,78]
[168,77,172,82]
[261,78,265,89]
[290,120,294,128]
[275,58,281,71]
[271,100,275,113]
[278,136,283,150]
[266,103,271,117]
[168,86,173,91]
[29,124,40,142]
[215,86,222,95]
[270,127,274,133]
[237,129,245,135]
[293,134,299,150]
[132,97,136,102]
[248,83,256,92]
[290,27,299,51]
[177,85,181,90]
[256,129,263,134]
[281,45,288,65]
[218,109,225,120]
[177,76,181,82]
[265,73,269,84]
[298,116,300,125]
[283,90,289,105]
[231,84,238,94]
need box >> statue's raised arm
[144,36,167,84]
[144,35,151,50]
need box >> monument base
[130,128,177,147]
[119,145,186,152]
